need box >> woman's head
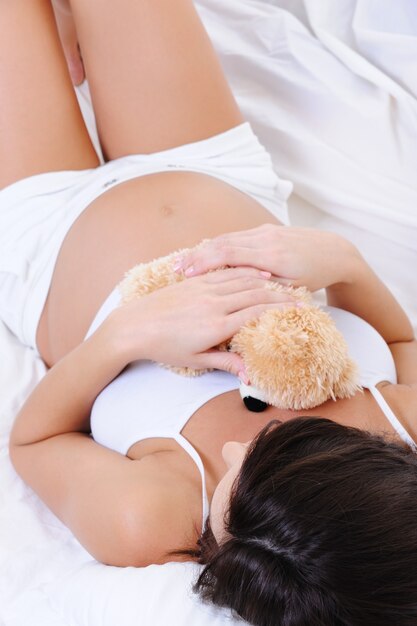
[196,417,417,626]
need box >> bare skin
[37,172,280,365]
[4,0,417,566]
[52,0,85,85]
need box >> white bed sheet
[1,1,416,625]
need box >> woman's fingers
[66,45,85,87]
[117,259,297,371]
[193,350,248,381]
[206,269,272,290]
[223,287,296,314]
[224,301,297,338]
[206,223,277,244]
[174,224,284,277]
[179,245,262,277]
[52,0,85,86]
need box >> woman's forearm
[10,266,290,447]
[326,251,414,345]
[176,225,415,346]
[10,314,129,447]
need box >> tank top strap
[174,434,210,532]
[369,386,417,452]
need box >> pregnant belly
[38,170,281,366]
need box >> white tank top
[86,288,416,529]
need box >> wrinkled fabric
[1,2,416,625]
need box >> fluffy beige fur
[118,244,360,410]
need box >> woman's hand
[111,267,299,379]
[174,224,359,293]
[52,0,85,86]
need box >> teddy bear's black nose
[243,396,268,412]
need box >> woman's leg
[68,0,244,160]
[0,0,99,189]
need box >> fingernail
[260,271,271,278]
[184,266,195,277]
[172,259,183,273]
[238,369,250,385]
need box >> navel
[160,203,176,217]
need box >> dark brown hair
[194,417,417,625]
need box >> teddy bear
[118,243,360,412]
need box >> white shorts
[0,122,292,354]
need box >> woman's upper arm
[389,339,417,386]
[9,434,191,566]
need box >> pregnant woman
[2,0,417,624]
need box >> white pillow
[47,562,239,626]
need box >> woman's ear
[222,441,249,469]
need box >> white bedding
[1,1,416,624]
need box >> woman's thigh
[0,0,98,189]
[68,0,244,160]
[38,172,279,366]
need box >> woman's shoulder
[119,449,203,565]
[379,382,417,448]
